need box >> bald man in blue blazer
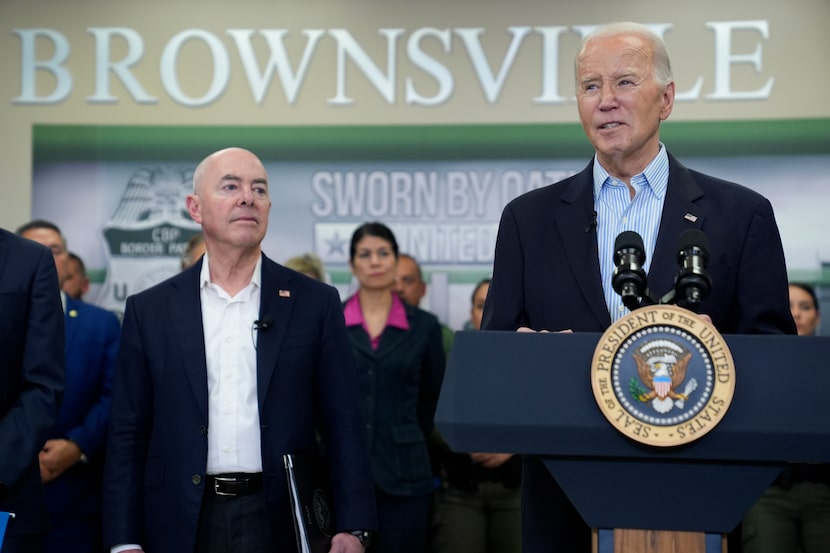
[482,23,795,552]
[0,229,65,553]
[103,147,376,553]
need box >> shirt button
[223,446,231,453]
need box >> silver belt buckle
[213,476,237,496]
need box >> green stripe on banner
[327,268,490,286]
[33,118,830,162]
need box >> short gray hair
[576,22,673,87]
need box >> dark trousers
[371,488,431,553]
[742,481,830,553]
[194,489,275,553]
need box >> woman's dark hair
[790,282,819,313]
[349,222,399,261]
[471,277,492,304]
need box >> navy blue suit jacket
[482,154,796,551]
[484,153,795,335]
[346,300,446,496]
[103,254,376,553]
[0,229,65,536]
[43,297,119,518]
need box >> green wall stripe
[33,118,830,162]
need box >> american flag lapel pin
[684,213,698,223]
[279,289,291,298]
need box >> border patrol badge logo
[99,166,201,318]
[591,305,735,447]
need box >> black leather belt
[207,473,264,496]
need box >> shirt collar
[386,293,410,330]
[199,252,263,294]
[592,143,669,200]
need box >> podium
[435,330,830,553]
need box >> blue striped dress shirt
[593,145,669,322]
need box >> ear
[659,81,675,121]
[186,194,202,224]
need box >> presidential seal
[591,304,735,447]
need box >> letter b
[14,29,72,104]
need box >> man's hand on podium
[470,452,513,469]
[517,326,573,334]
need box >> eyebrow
[220,174,268,186]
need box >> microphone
[585,210,598,233]
[253,315,274,331]
[674,229,711,311]
[612,231,648,312]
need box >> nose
[238,186,255,205]
[598,85,617,110]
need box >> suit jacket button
[192,474,202,485]
[200,426,207,435]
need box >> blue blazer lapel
[168,264,209,421]
[256,256,295,406]
[557,163,612,328]
[649,154,707,300]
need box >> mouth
[599,122,623,130]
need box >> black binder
[283,453,336,553]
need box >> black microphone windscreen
[677,229,710,254]
[615,230,645,252]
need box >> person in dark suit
[17,220,120,553]
[343,222,446,553]
[482,22,796,552]
[0,228,65,553]
[62,252,90,300]
[395,253,454,356]
[102,147,377,553]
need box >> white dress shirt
[199,253,264,474]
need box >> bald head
[186,147,271,254]
[193,147,264,194]
[396,253,427,307]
